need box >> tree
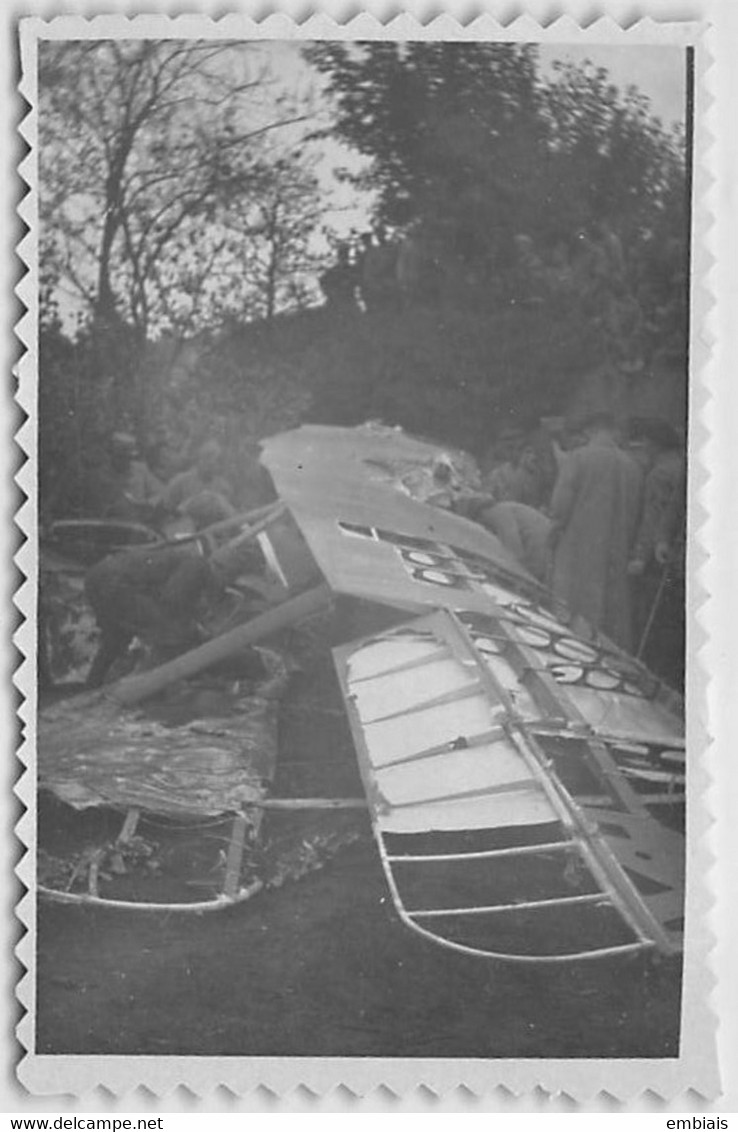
[306,43,685,269]
[305,42,543,258]
[538,60,686,241]
[38,37,332,468]
[152,152,325,330]
[232,154,326,322]
[39,40,314,339]
[39,41,323,330]
[301,43,688,437]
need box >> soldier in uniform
[549,412,643,650]
[93,431,164,523]
[627,419,685,686]
[84,540,253,687]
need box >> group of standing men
[449,412,684,688]
[547,413,683,664]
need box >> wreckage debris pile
[38,647,288,817]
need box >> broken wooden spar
[112,582,332,707]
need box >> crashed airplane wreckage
[38,424,684,962]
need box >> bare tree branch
[40,40,324,337]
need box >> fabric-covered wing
[260,424,547,611]
[333,611,684,962]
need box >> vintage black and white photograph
[23,19,702,1085]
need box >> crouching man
[476,500,552,583]
[84,542,247,688]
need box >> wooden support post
[205,501,284,537]
[215,503,286,552]
[161,502,286,552]
[87,847,105,898]
[223,811,250,900]
[110,583,333,707]
[117,808,140,845]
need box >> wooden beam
[223,812,250,900]
[212,502,287,553]
[110,583,333,707]
[117,808,140,845]
[163,502,285,551]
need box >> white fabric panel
[362,695,501,766]
[375,741,533,806]
[350,657,478,723]
[567,686,683,742]
[347,637,441,681]
[378,789,556,833]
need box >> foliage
[38,41,330,515]
[306,43,542,252]
[309,306,603,454]
[301,42,687,428]
[39,41,689,522]
[175,153,326,326]
[39,40,323,338]
[182,300,598,462]
[307,43,686,282]
[38,325,115,518]
[538,60,686,241]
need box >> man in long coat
[94,431,164,523]
[549,413,643,651]
[627,418,685,686]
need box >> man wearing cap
[95,431,164,522]
[627,420,684,577]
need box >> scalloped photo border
[11,5,719,1105]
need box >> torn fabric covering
[38,648,288,817]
